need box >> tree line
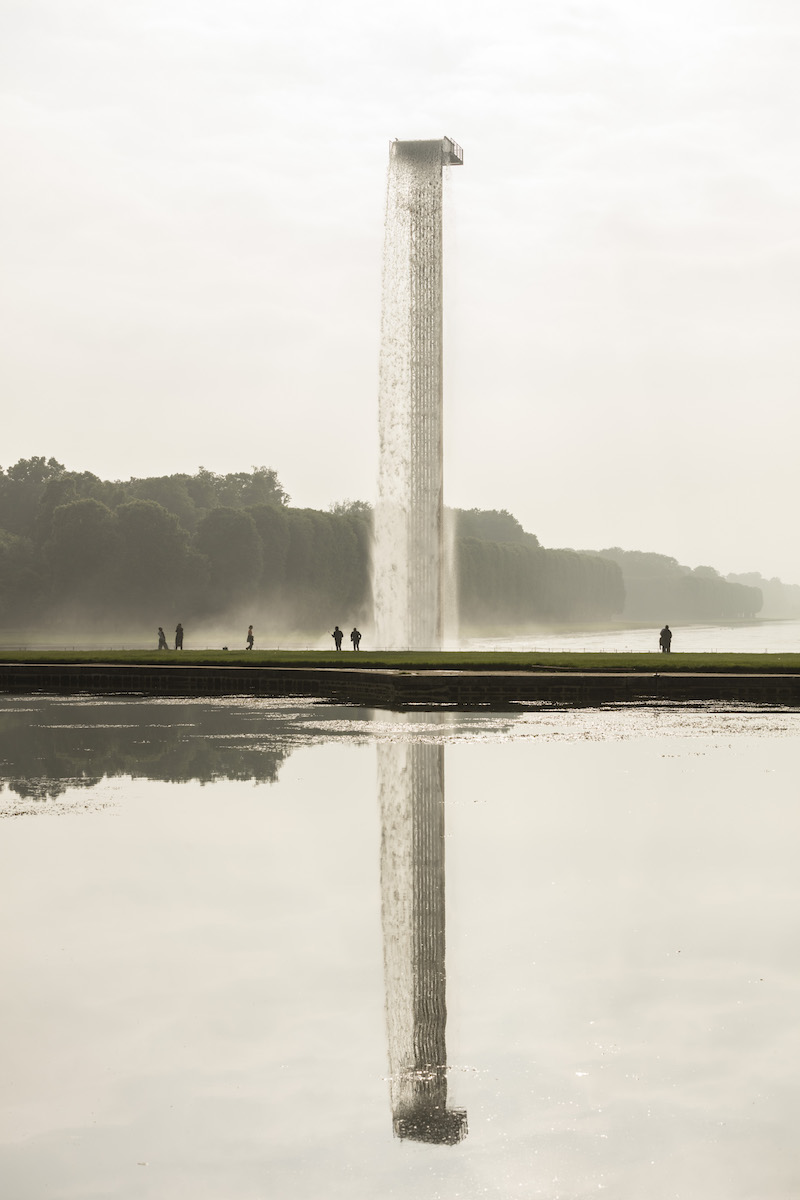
[455,509,624,626]
[0,458,371,633]
[596,548,763,622]
[725,570,800,619]
[0,457,774,638]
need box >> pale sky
[2,0,799,582]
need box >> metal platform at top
[390,137,463,166]
[442,136,463,165]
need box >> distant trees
[0,460,376,634]
[457,532,624,628]
[0,530,43,626]
[46,499,120,607]
[726,571,800,619]
[599,548,762,622]
[200,466,288,510]
[0,456,66,537]
[280,507,372,627]
[454,507,540,548]
[196,507,263,608]
[114,501,196,611]
[126,475,199,531]
[247,504,290,595]
[0,461,290,630]
[0,457,780,638]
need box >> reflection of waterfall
[373,137,463,650]
[378,741,467,1144]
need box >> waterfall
[373,138,462,650]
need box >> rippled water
[1,696,799,1198]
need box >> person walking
[175,622,184,650]
[331,625,344,651]
[157,626,168,651]
[350,627,361,651]
[659,624,672,653]
[246,625,255,650]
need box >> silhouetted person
[246,625,254,650]
[659,624,672,653]
[157,627,168,651]
[350,627,361,650]
[332,625,344,650]
[175,623,184,650]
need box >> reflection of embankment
[0,699,291,802]
[379,741,467,1145]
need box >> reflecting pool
[1,696,799,1198]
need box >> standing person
[246,625,254,650]
[331,625,344,651]
[175,622,184,650]
[659,624,672,653]
[350,627,361,651]
[157,626,168,651]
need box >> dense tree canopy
[457,538,623,626]
[47,499,120,603]
[599,547,763,621]
[726,571,800,619]
[453,508,540,548]
[114,500,195,610]
[196,507,263,605]
[0,456,66,537]
[0,458,778,637]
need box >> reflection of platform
[394,1092,468,1146]
[379,741,467,1144]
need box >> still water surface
[1,696,799,1198]
[465,618,800,654]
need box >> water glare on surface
[1,695,799,1198]
[465,617,800,654]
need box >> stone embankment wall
[1,663,799,707]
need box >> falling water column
[374,137,463,650]
[378,741,468,1144]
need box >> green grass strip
[1,650,800,673]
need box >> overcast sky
[2,0,799,582]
